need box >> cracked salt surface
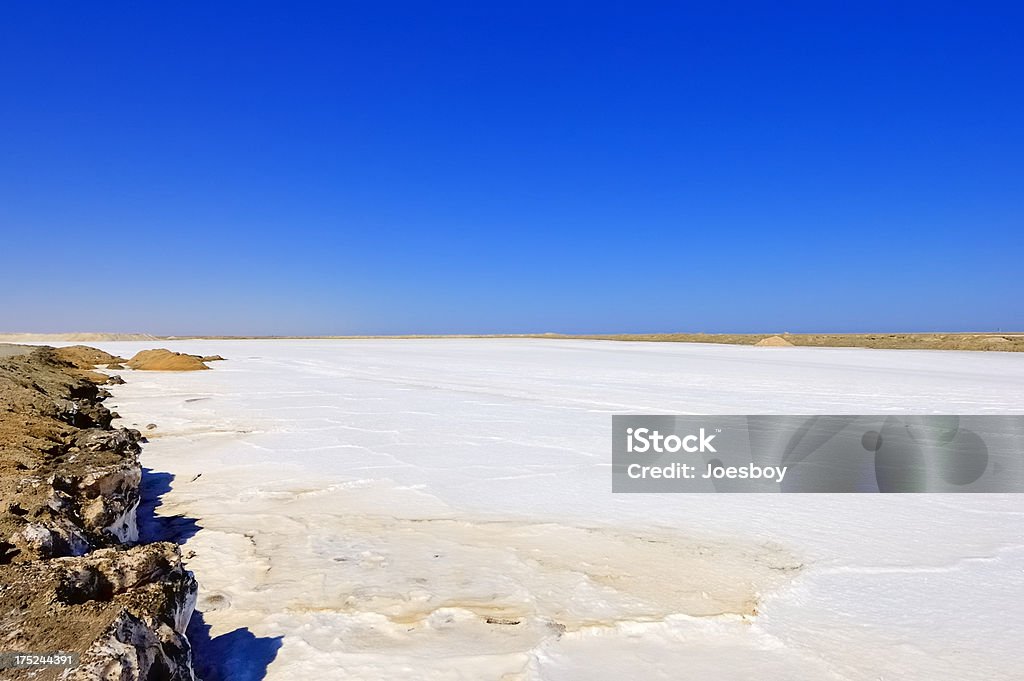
[76,339,1024,680]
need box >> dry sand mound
[127,349,210,371]
[50,346,127,384]
[755,335,795,347]
[53,345,125,369]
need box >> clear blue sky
[1,2,1021,335]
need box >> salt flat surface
[70,339,1024,680]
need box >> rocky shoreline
[0,345,204,680]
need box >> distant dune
[0,332,157,342]
[161,332,1024,352]
[1,331,1020,351]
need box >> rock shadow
[188,610,283,681]
[138,467,202,544]
[139,469,281,678]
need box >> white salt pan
[72,339,1024,680]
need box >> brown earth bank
[0,344,200,680]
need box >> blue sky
[1,2,1021,335]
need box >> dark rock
[1,543,198,680]
[73,427,142,456]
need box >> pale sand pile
[756,335,795,347]
[126,349,210,371]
